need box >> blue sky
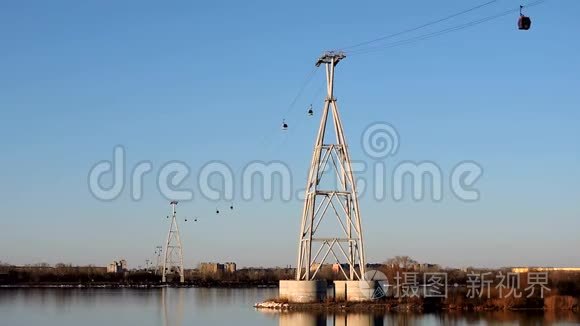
[0,0,578,269]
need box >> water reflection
[334,313,384,326]
[272,310,580,326]
[279,312,385,326]
[0,289,579,325]
[160,287,184,326]
[280,312,325,326]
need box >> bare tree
[384,256,418,269]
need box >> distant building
[332,263,349,275]
[107,259,127,273]
[200,262,237,276]
[0,265,11,274]
[330,263,384,276]
[225,262,237,273]
[200,262,224,275]
[414,263,440,272]
[309,263,333,272]
[511,267,580,273]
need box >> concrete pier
[333,280,378,302]
[279,280,327,303]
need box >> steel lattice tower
[296,52,367,281]
[162,201,185,283]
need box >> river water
[1,288,578,325]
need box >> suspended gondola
[518,5,531,30]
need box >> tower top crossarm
[315,51,346,67]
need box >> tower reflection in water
[279,312,384,326]
[160,287,185,326]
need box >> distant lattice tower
[162,201,185,283]
[295,51,367,281]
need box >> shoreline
[0,282,279,289]
[254,296,580,313]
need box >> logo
[359,269,389,300]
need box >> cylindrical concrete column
[279,280,327,303]
[334,280,378,302]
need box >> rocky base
[254,299,424,312]
[255,295,580,312]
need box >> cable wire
[338,0,498,51]
[283,66,319,116]
[348,0,547,56]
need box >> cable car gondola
[307,104,313,116]
[282,119,288,130]
[518,5,531,30]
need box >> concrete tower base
[334,280,378,302]
[279,280,327,303]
